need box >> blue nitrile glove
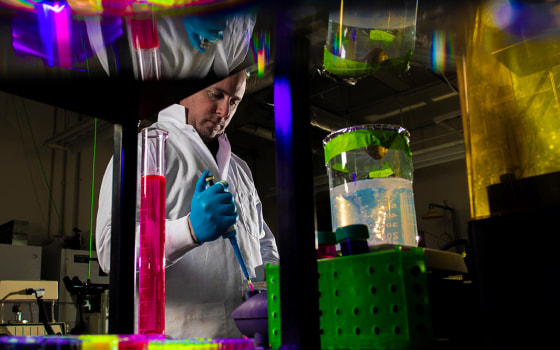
[182,15,228,52]
[190,170,238,244]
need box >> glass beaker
[323,125,418,247]
[324,0,418,77]
[457,1,560,219]
[139,127,168,335]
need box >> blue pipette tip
[228,233,254,291]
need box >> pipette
[206,176,255,291]
[225,226,255,292]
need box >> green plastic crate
[266,246,433,350]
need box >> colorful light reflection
[249,30,270,78]
[36,0,72,67]
[12,4,123,72]
[0,0,254,15]
[485,0,559,37]
[430,30,453,73]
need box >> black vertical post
[108,118,138,334]
[274,6,321,350]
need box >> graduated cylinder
[139,127,168,335]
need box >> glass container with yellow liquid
[457,0,560,219]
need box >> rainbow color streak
[0,0,258,15]
[248,30,270,78]
[431,30,454,72]
[1,335,257,350]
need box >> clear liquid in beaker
[330,177,418,247]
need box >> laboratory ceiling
[0,0,472,172]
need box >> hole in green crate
[272,294,277,301]
[373,326,380,335]
[368,266,375,274]
[273,329,278,336]
[271,277,276,284]
[337,328,342,335]
[273,311,277,318]
[411,265,421,276]
[334,289,339,297]
[414,304,425,315]
[392,305,399,313]
[353,307,359,315]
[390,284,397,293]
[320,329,324,335]
[333,270,338,278]
[355,327,361,335]
[319,309,323,316]
[370,285,377,294]
[394,326,401,335]
[416,323,428,335]
[336,308,340,316]
[388,264,394,272]
[413,283,423,296]
[372,306,379,315]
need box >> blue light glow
[274,77,292,142]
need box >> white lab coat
[96,104,279,339]
[157,13,256,79]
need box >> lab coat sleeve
[95,157,142,274]
[254,187,279,265]
[260,220,280,266]
[95,157,114,274]
[96,156,201,274]
[165,213,200,266]
[231,152,279,267]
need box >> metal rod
[274,5,320,349]
[108,120,137,334]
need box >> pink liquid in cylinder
[139,175,166,334]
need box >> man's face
[180,73,246,143]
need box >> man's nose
[216,100,231,118]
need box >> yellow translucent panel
[458,4,560,219]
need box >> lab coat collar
[158,104,231,181]
[158,104,188,124]
[217,133,231,180]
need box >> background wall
[414,159,470,251]
[0,91,113,249]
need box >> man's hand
[189,170,237,243]
[183,16,227,52]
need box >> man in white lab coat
[96,71,279,339]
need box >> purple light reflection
[11,5,123,72]
[273,77,292,142]
[36,1,72,67]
